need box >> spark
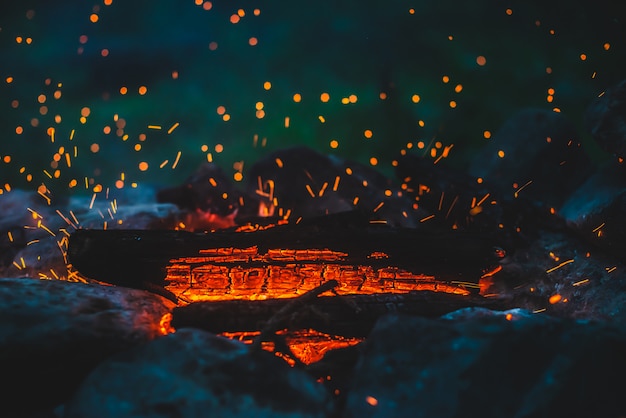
[419,214,435,223]
[549,294,562,304]
[89,193,96,209]
[56,209,77,229]
[445,195,459,219]
[147,125,162,130]
[546,259,574,274]
[172,151,182,169]
[27,207,42,219]
[373,202,384,213]
[513,180,533,198]
[318,182,328,197]
[606,266,617,273]
[572,279,589,287]
[332,176,340,192]
[69,211,79,225]
[475,193,490,207]
[167,122,180,134]
[365,396,378,406]
[39,222,56,237]
[481,265,502,278]
[37,190,51,205]
[7,231,13,242]
[592,222,605,233]
[450,281,481,289]
[305,184,315,198]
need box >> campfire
[1,1,625,416]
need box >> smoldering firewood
[171,291,511,338]
[67,210,506,300]
[252,279,340,349]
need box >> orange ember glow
[165,247,471,303]
[159,312,174,335]
[220,329,362,365]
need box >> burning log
[67,210,506,303]
[170,290,511,338]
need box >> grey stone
[560,162,626,263]
[585,79,626,160]
[344,310,626,418]
[0,278,174,414]
[65,328,332,418]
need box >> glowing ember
[220,329,363,365]
[166,246,471,303]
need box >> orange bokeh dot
[138,161,149,171]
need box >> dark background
[1,0,624,197]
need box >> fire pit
[1,0,625,417]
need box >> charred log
[67,211,506,301]
[171,291,511,338]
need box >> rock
[468,108,593,209]
[65,328,332,418]
[0,190,64,275]
[156,162,245,230]
[344,310,626,418]
[560,162,626,263]
[585,79,626,160]
[395,154,500,232]
[0,278,173,415]
[245,146,417,226]
[485,227,626,323]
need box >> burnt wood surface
[171,291,512,337]
[68,210,505,294]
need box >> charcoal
[245,146,420,227]
[343,310,626,418]
[561,161,626,263]
[585,79,626,160]
[64,328,332,418]
[0,278,173,415]
[468,108,594,209]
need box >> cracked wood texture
[68,211,505,303]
